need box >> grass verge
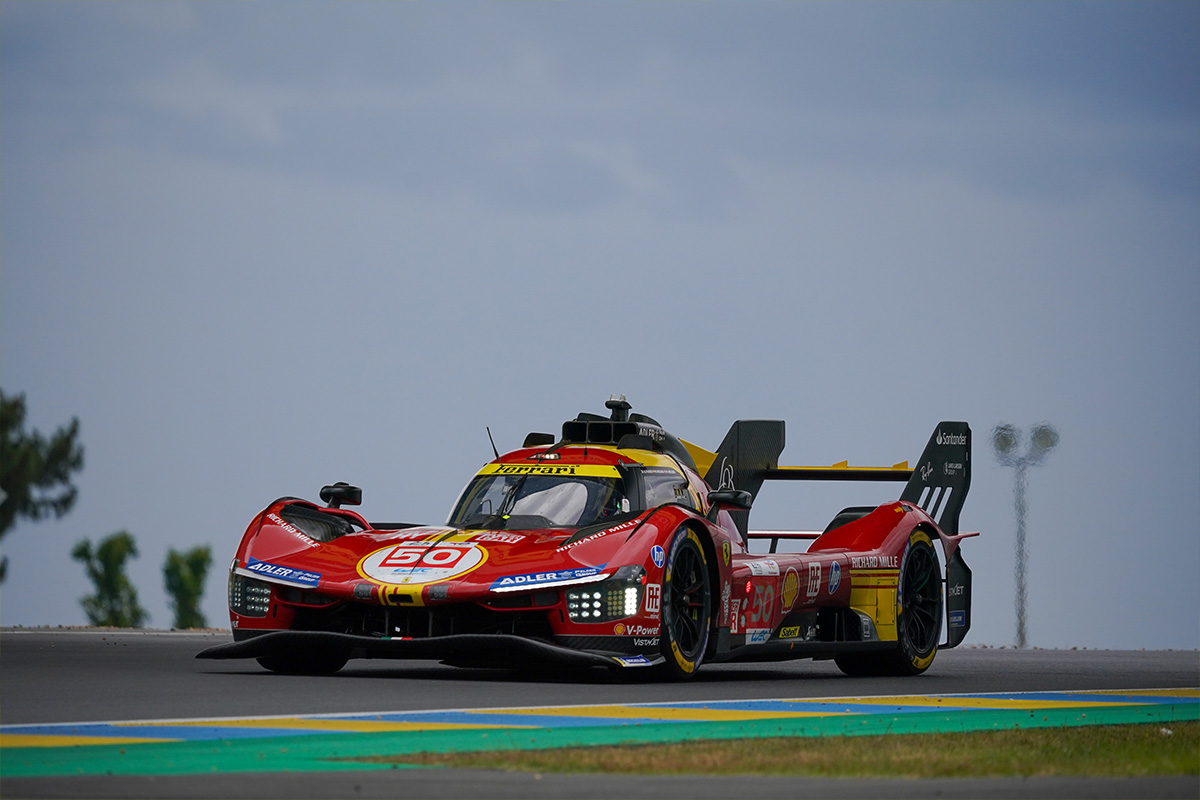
[360,721,1199,779]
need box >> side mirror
[320,482,362,509]
[707,489,752,511]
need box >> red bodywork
[200,406,974,678]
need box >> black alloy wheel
[835,529,942,677]
[658,526,711,679]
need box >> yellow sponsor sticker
[476,463,622,478]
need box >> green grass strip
[2,702,1196,779]
[388,722,1200,778]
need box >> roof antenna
[486,426,500,460]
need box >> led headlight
[565,565,645,623]
[229,571,272,617]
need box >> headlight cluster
[229,572,272,617]
[566,565,644,623]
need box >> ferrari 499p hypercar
[198,397,976,679]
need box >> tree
[163,545,212,629]
[0,390,85,582]
[72,531,148,628]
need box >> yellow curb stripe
[145,719,530,733]
[0,734,179,748]
[478,705,846,722]
[1089,688,1200,699]
[836,696,1144,710]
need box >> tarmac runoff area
[1,688,1197,778]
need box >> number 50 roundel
[358,543,487,586]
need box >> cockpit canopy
[447,458,698,531]
[448,472,630,530]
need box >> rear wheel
[657,526,711,680]
[836,529,942,677]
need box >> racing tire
[656,526,712,680]
[835,529,942,677]
[256,647,350,675]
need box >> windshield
[448,474,631,530]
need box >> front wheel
[836,529,942,677]
[657,526,712,680]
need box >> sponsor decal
[614,623,660,636]
[490,564,608,592]
[949,610,967,628]
[730,609,739,634]
[949,582,965,597]
[353,583,374,600]
[634,637,660,647]
[614,655,651,666]
[943,462,964,475]
[722,541,731,566]
[266,513,301,537]
[747,583,775,627]
[746,628,771,644]
[781,567,800,612]
[937,430,968,446]
[637,425,667,443]
[360,542,487,587]
[850,554,899,569]
[265,513,320,549]
[558,518,640,551]
[748,560,779,577]
[645,583,661,616]
[383,529,453,543]
[246,558,321,588]
[779,625,801,640]
[828,561,842,594]
[470,532,526,544]
[921,462,934,482]
[806,562,821,598]
[718,457,735,490]
[651,545,665,569]
[480,463,620,478]
[720,581,731,626]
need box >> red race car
[198,397,976,679]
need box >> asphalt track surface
[1,629,1198,799]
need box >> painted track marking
[2,688,1196,778]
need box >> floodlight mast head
[1028,423,1060,464]
[991,424,1022,467]
[991,422,1059,467]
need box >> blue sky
[2,1,1197,650]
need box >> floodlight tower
[992,423,1059,649]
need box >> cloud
[139,59,299,144]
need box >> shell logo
[781,567,800,612]
[613,623,626,635]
